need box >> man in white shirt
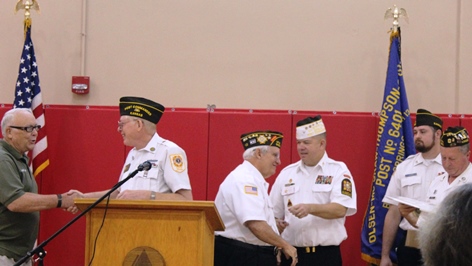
[214,130,297,266]
[270,115,357,266]
[380,109,443,266]
[70,96,193,201]
[399,126,472,229]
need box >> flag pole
[360,5,415,265]
[14,0,50,179]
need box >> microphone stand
[14,161,153,266]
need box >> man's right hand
[281,245,298,266]
[379,256,393,266]
[67,189,84,198]
[275,218,289,234]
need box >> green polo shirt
[0,140,39,261]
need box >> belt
[215,235,277,255]
[295,245,339,254]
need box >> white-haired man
[214,130,297,266]
[0,108,76,266]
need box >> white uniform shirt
[119,133,191,193]
[215,160,279,246]
[417,163,472,226]
[269,153,357,246]
[382,153,444,230]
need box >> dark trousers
[214,236,277,266]
[397,246,423,266]
[396,230,423,266]
[280,245,342,266]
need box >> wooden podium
[75,199,224,266]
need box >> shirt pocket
[312,183,333,192]
[400,175,421,187]
[133,168,160,190]
[400,175,422,198]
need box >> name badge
[282,185,296,195]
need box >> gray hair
[140,118,157,135]
[419,183,472,266]
[121,116,156,135]
[459,143,470,154]
[1,108,33,136]
[242,146,270,160]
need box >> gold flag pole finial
[14,0,40,36]
[384,5,408,33]
[15,0,40,26]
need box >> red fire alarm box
[72,76,90,94]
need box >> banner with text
[360,29,416,264]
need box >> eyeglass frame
[9,125,42,133]
[117,119,138,130]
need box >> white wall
[0,0,468,114]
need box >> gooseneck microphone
[138,160,156,171]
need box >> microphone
[137,160,155,171]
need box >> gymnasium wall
[2,1,472,114]
[0,105,466,265]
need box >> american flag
[244,186,258,195]
[13,21,49,177]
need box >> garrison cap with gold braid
[119,96,165,124]
[296,115,326,140]
[414,108,443,130]
[240,131,284,150]
[441,126,470,147]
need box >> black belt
[295,245,339,254]
[215,235,277,255]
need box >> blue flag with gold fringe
[360,29,416,264]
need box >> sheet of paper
[387,196,435,213]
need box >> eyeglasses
[117,119,137,130]
[10,125,41,133]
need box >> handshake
[57,190,85,214]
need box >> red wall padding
[457,116,472,134]
[38,106,126,266]
[157,109,210,201]
[0,104,468,266]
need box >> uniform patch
[343,174,351,179]
[123,163,130,173]
[244,186,258,195]
[405,173,417,177]
[315,175,333,184]
[341,179,352,197]
[170,154,186,173]
[257,135,268,144]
